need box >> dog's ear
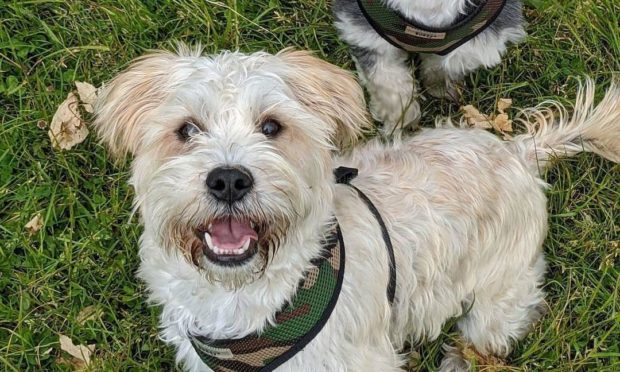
[93,51,179,159]
[278,50,371,149]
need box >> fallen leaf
[59,334,95,366]
[461,105,492,129]
[25,213,43,234]
[407,350,421,370]
[493,113,513,133]
[497,98,512,113]
[48,93,89,150]
[56,356,87,371]
[74,81,98,113]
[456,338,508,371]
[76,305,101,325]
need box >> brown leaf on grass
[25,213,43,234]
[48,93,89,150]
[457,339,508,371]
[462,101,514,134]
[493,113,513,133]
[76,305,102,325]
[56,356,87,371]
[497,98,512,113]
[461,105,492,129]
[74,81,98,113]
[59,334,95,366]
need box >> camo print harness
[357,0,507,55]
[189,167,396,371]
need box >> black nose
[206,166,253,203]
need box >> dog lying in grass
[93,46,619,371]
[333,0,526,136]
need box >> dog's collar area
[356,0,507,55]
[189,222,345,372]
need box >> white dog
[94,46,620,371]
[333,0,526,135]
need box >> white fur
[94,48,620,371]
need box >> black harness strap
[334,166,397,305]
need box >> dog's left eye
[261,119,281,137]
[177,121,201,141]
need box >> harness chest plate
[357,0,507,55]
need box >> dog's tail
[512,79,620,173]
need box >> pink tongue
[210,218,258,251]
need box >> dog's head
[94,46,369,286]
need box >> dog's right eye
[177,121,201,141]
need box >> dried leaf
[461,105,492,129]
[74,81,98,113]
[456,338,508,371]
[59,334,95,366]
[76,305,101,325]
[56,356,86,371]
[48,93,89,150]
[25,213,43,234]
[493,113,513,133]
[497,98,512,113]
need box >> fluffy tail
[513,79,620,173]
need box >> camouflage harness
[357,0,507,55]
[189,167,396,371]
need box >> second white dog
[94,46,620,371]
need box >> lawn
[1,0,619,370]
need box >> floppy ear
[277,50,371,149]
[93,51,179,159]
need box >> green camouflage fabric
[357,0,506,55]
[189,222,345,372]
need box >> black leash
[334,166,397,305]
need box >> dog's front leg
[418,53,464,103]
[351,44,420,138]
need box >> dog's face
[94,47,368,286]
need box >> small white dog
[333,0,526,135]
[94,46,619,371]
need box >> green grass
[1,0,618,370]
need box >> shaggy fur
[94,47,620,371]
[333,0,526,136]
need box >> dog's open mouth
[198,217,259,265]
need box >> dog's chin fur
[333,0,526,136]
[197,248,266,290]
[94,46,620,371]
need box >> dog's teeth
[204,232,213,248]
[241,239,251,252]
[233,249,242,255]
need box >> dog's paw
[370,94,421,138]
[437,344,471,372]
[425,80,462,103]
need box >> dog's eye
[177,121,201,141]
[261,119,281,137]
